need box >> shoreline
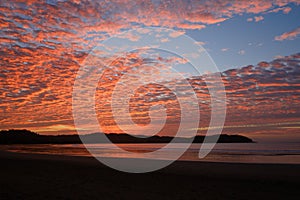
[1,143,300,165]
[1,150,300,180]
[1,150,300,199]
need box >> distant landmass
[0,129,254,144]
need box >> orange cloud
[254,16,264,22]
[1,0,300,136]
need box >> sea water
[1,142,300,164]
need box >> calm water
[1,143,300,164]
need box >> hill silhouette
[0,129,253,144]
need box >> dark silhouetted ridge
[0,129,253,144]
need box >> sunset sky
[0,0,300,142]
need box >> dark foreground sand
[0,151,299,200]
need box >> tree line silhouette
[0,129,253,144]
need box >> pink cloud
[268,6,292,14]
[176,23,206,30]
[248,16,264,22]
[275,27,300,41]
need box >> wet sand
[0,150,299,200]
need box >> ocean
[1,142,300,164]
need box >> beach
[0,150,299,200]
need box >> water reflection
[1,143,300,164]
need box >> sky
[0,0,300,142]
[188,3,300,70]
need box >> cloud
[1,0,300,135]
[176,23,206,30]
[248,16,264,22]
[238,50,246,55]
[254,16,264,22]
[221,48,229,52]
[275,27,300,41]
[274,55,284,59]
[169,30,185,38]
[282,7,292,14]
[32,125,80,133]
[194,41,206,46]
[268,6,292,14]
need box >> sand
[0,150,299,200]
